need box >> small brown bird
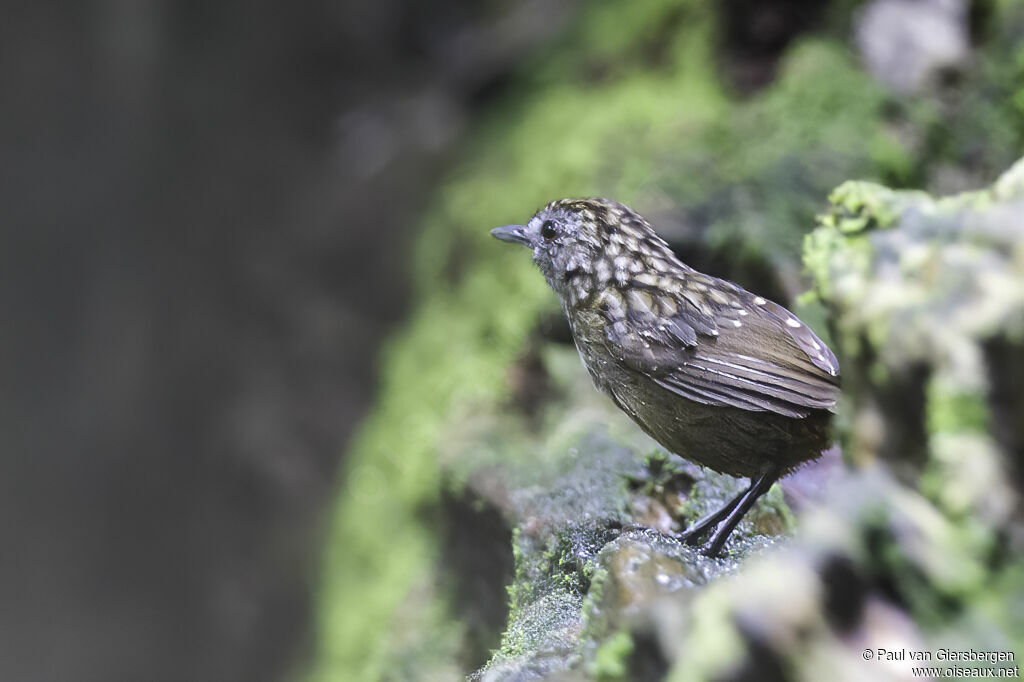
[492,198,839,555]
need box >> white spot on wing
[786,318,801,328]
[754,296,767,305]
[634,272,660,286]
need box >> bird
[491,198,839,556]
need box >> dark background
[0,2,576,681]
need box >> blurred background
[2,1,1021,682]
[1,2,566,680]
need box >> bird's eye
[540,220,557,240]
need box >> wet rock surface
[449,346,801,681]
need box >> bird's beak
[490,224,530,246]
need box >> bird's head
[491,198,681,306]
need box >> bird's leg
[679,484,751,546]
[703,465,783,557]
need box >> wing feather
[601,272,840,418]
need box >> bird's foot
[678,525,710,547]
[675,525,727,557]
[678,466,784,557]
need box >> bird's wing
[601,272,840,419]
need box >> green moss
[802,219,872,306]
[823,181,903,232]
[492,588,582,662]
[667,582,746,682]
[579,564,610,635]
[589,630,634,681]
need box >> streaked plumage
[492,198,840,554]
